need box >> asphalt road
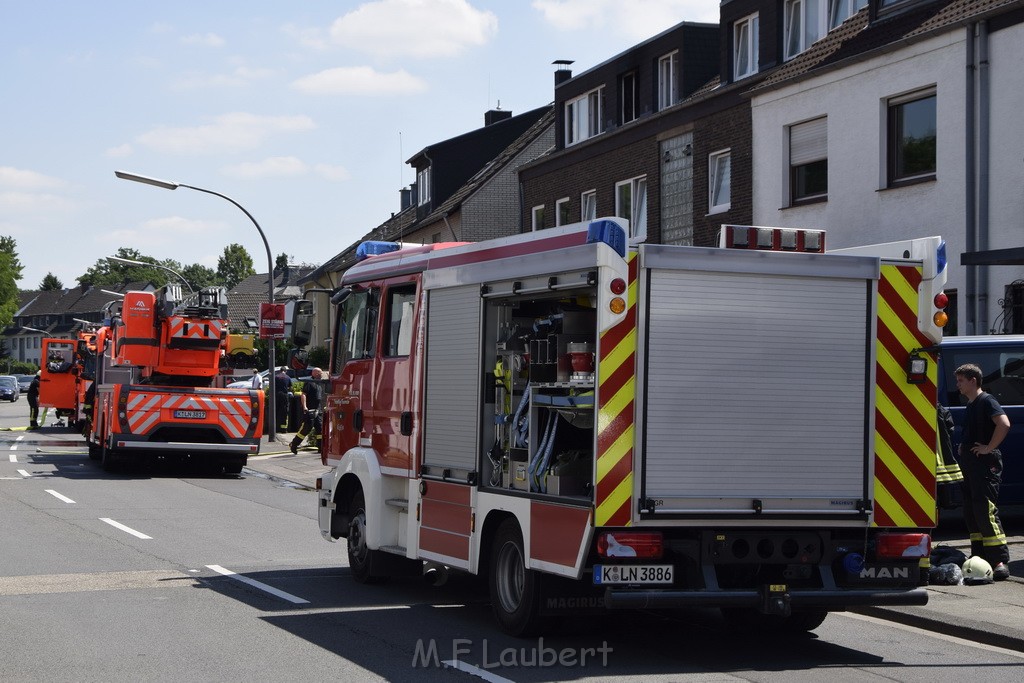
[2,395,1024,682]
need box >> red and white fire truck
[305,218,948,635]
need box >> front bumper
[604,587,928,610]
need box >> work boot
[993,562,1010,581]
[29,423,38,430]
[289,437,301,455]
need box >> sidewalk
[244,449,1024,652]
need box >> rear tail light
[876,533,930,559]
[596,531,663,559]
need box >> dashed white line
[442,660,515,683]
[8,453,16,462]
[205,565,310,604]
[100,518,152,539]
[45,489,75,504]
[17,469,30,478]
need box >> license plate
[593,564,673,585]
[174,410,207,419]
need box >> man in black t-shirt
[290,367,324,454]
[955,363,1011,580]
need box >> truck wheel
[101,444,119,472]
[87,442,101,461]
[489,518,548,637]
[347,490,388,584]
[223,462,244,475]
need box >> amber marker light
[610,297,626,314]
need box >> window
[733,13,759,80]
[619,70,638,124]
[888,89,936,185]
[708,149,731,214]
[790,117,828,203]
[531,205,545,231]
[565,86,604,145]
[417,167,430,206]
[580,190,597,221]
[658,51,679,110]
[334,288,378,366]
[556,198,571,226]
[784,0,826,60]
[384,285,416,357]
[828,0,867,29]
[615,176,647,240]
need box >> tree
[217,243,255,289]
[39,272,63,290]
[181,264,218,291]
[77,247,173,288]
[275,252,289,271]
[0,236,25,331]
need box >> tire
[101,443,119,472]
[87,442,101,461]
[722,608,828,634]
[346,490,389,584]
[223,462,244,475]
[488,518,548,637]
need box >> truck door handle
[353,410,363,431]
[400,411,413,436]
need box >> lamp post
[107,256,194,294]
[115,170,278,443]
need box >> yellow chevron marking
[600,328,636,376]
[873,481,916,528]
[596,473,633,527]
[875,436,934,516]
[597,376,635,433]
[596,426,633,484]
[876,347,936,421]
[875,382,934,463]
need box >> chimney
[485,103,512,126]
[400,187,412,211]
[553,59,574,87]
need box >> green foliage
[39,272,63,290]
[218,243,255,289]
[306,344,330,370]
[275,252,289,271]
[77,247,176,288]
[0,236,24,331]
[181,263,219,290]
[252,338,292,372]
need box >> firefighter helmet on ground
[962,556,994,584]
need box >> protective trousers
[960,449,1010,565]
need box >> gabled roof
[226,266,318,329]
[750,0,1024,93]
[15,281,152,318]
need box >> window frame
[619,70,638,125]
[733,13,759,81]
[565,86,605,146]
[580,189,597,221]
[789,117,828,205]
[784,0,827,60]
[531,205,545,231]
[555,197,571,226]
[708,149,732,215]
[657,51,679,111]
[887,88,937,187]
[615,176,648,241]
[383,284,417,358]
[416,167,430,206]
[828,0,867,30]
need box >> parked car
[938,335,1024,505]
[0,375,20,402]
[225,367,312,389]
[16,374,34,393]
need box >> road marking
[16,435,24,441]
[17,469,30,477]
[442,660,516,683]
[100,517,153,539]
[842,612,1024,660]
[0,569,195,596]
[205,564,310,604]
[45,489,75,503]
[8,453,16,462]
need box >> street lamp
[115,170,279,444]
[107,256,194,294]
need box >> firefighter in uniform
[290,367,324,454]
[28,371,41,429]
[954,363,1012,581]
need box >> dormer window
[565,86,604,146]
[733,13,759,80]
[417,167,430,206]
[658,51,679,110]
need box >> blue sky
[1,0,718,290]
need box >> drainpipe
[965,24,976,334]
[442,212,458,241]
[977,20,991,333]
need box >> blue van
[938,335,1024,505]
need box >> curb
[852,606,1024,653]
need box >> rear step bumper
[604,587,928,610]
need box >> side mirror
[291,299,314,348]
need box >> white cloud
[532,0,718,37]
[103,217,226,247]
[329,0,497,58]
[105,144,133,158]
[0,167,64,189]
[0,191,73,212]
[135,113,316,155]
[314,164,351,182]
[172,65,279,90]
[222,156,308,179]
[292,66,426,95]
[282,23,330,51]
[181,32,226,47]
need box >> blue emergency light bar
[356,241,402,261]
[585,219,626,257]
